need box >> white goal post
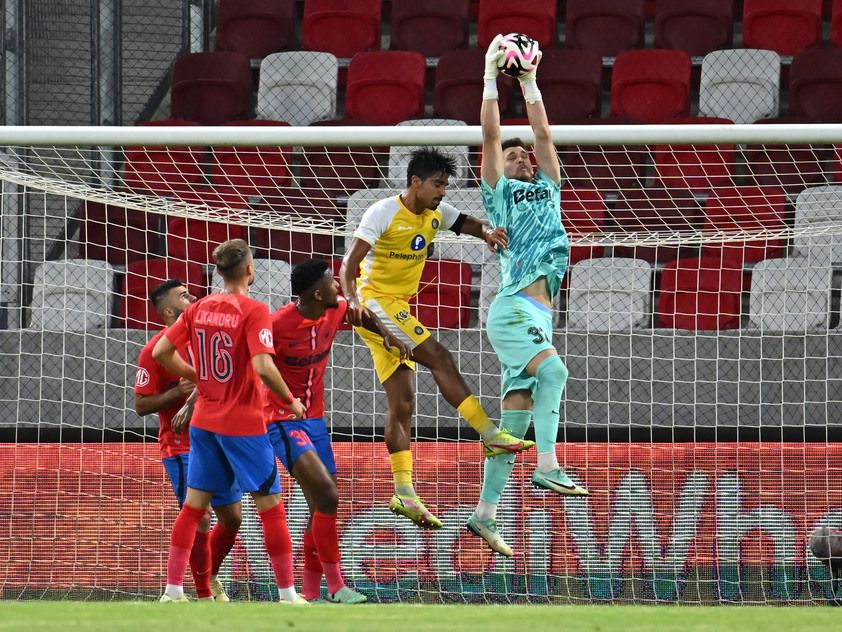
[0,123,841,605]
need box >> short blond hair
[213,239,252,281]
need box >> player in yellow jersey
[340,148,535,529]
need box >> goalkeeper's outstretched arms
[519,46,561,185]
[481,34,505,188]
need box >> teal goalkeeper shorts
[486,292,556,397]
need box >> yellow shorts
[354,295,431,384]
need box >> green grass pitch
[1,602,837,632]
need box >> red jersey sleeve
[134,335,165,396]
[164,306,192,350]
[245,301,276,357]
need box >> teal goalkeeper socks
[532,355,569,455]
[479,410,532,505]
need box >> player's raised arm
[458,215,508,251]
[152,329,197,384]
[340,239,371,327]
[520,50,561,185]
[481,34,505,188]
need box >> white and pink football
[496,33,541,78]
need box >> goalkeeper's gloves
[519,48,543,105]
[483,34,504,100]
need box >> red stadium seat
[390,0,470,57]
[211,120,292,204]
[611,50,691,123]
[538,49,603,123]
[121,258,207,329]
[77,201,162,265]
[561,119,648,191]
[833,0,842,47]
[345,51,426,125]
[477,0,558,49]
[701,186,789,266]
[744,116,830,195]
[410,259,473,329]
[122,121,206,196]
[165,187,250,265]
[652,117,736,193]
[302,0,382,58]
[434,49,512,124]
[611,187,702,264]
[654,0,733,56]
[561,186,607,265]
[215,0,296,59]
[742,0,822,56]
[789,48,842,123]
[171,52,252,125]
[566,0,645,57]
[298,118,387,198]
[251,186,341,263]
[656,256,745,330]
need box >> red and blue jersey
[165,293,275,436]
[265,298,348,422]
[134,329,191,459]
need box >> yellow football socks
[390,450,415,496]
[457,395,497,439]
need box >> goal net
[1,123,840,604]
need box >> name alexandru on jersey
[193,309,240,328]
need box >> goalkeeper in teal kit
[467,34,589,558]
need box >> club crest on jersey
[513,187,550,205]
[135,367,150,387]
[431,218,439,229]
[410,234,426,251]
[259,328,273,347]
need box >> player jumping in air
[153,239,307,604]
[265,258,408,604]
[134,279,243,601]
[341,147,534,530]
[467,34,589,558]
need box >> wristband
[482,79,498,101]
[520,79,542,105]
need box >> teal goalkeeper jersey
[480,170,569,298]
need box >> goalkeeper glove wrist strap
[520,79,542,105]
[482,79,498,100]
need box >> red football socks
[301,528,323,601]
[209,522,239,577]
[190,529,211,599]
[258,502,294,589]
[312,511,344,594]
[167,503,205,586]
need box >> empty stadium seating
[565,0,645,57]
[256,52,338,125]
[742,0,822,56]
[215,0,296,59]
[166,215,249,267]
[656,256,745,330]
[789,48,842,122]
[561,120,648,192]
[611,50,692,123]
[561,186,607,265]
[652,117,736,193]
[345,51,426,125]
[566,258,652,330]
[410,259,473,329]
[386,119,471,189]
[389,0,470,57]
[749,254,832,330]
[654,0,733,56]
[301,0,382,58]
[794,185,842,261]
[170,52,252,125]
[210,120,292,203]
[29,260,115,331]
[121,258,207,329]
[434,49,513,124]
[77,201,161,265]
[211,258,293,312]
[538,49,603,123]
[698,49,781,124]
[122,121,205,196]
[477,0,558,49]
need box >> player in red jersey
[134,279,242,601]
[265,259,408,605]
[153,239,307,604]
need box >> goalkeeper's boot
[466,513,513,558]
[210,577,230,602]
[159,592,190,603]
[326,585,368,604]
[483,428,535,458]
[531,468,589,496]
[388,494,443,530]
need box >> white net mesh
[1,125,841,603]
